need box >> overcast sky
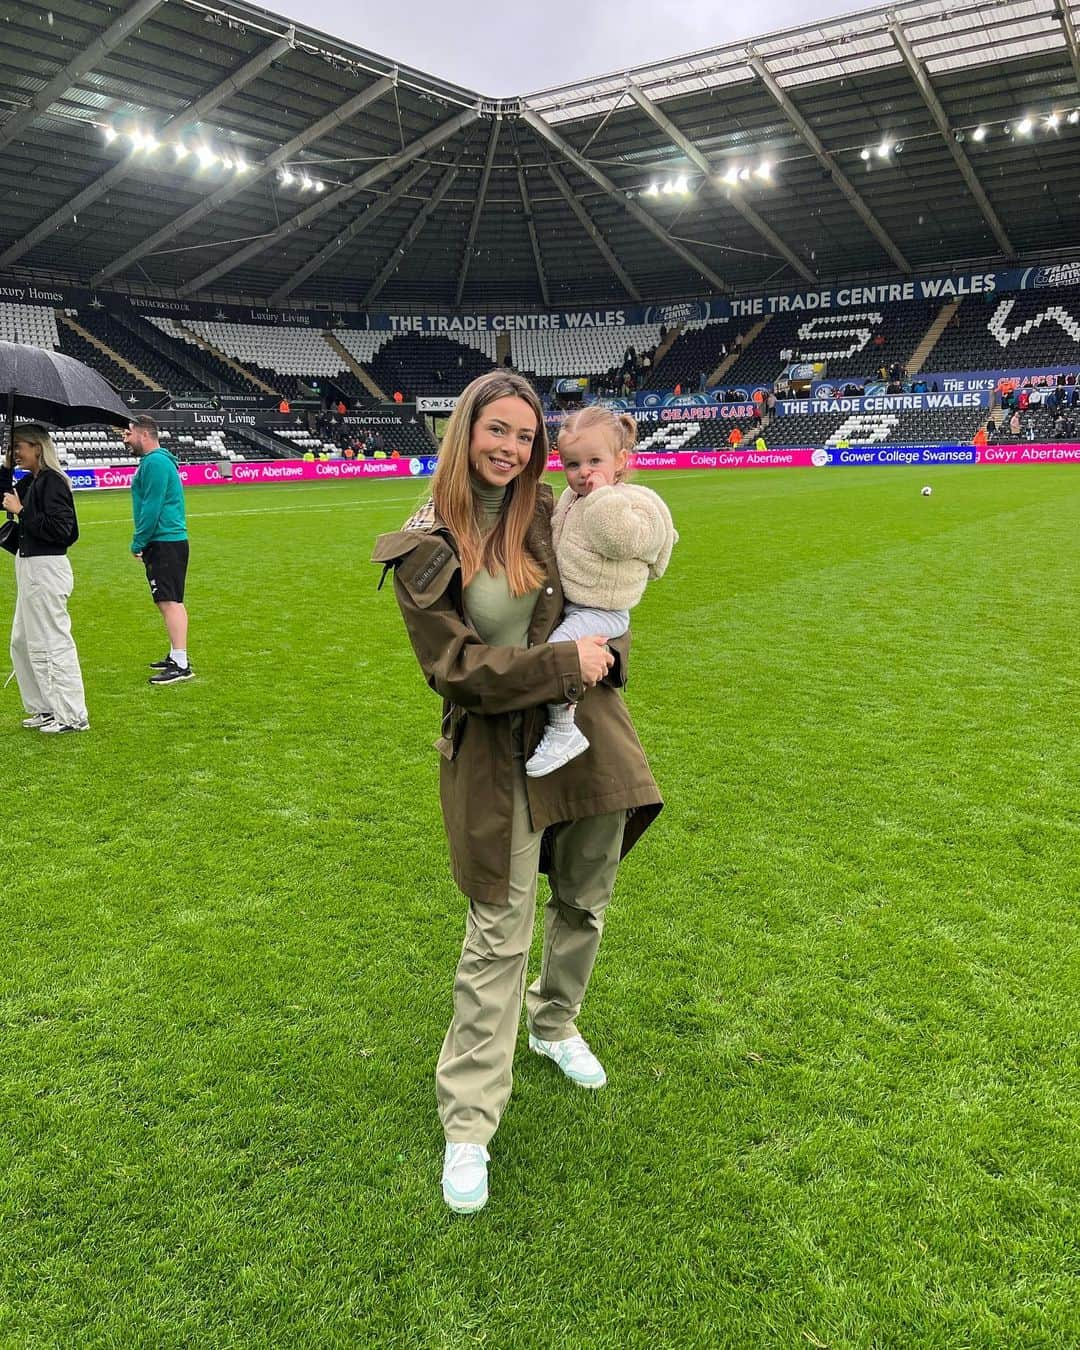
[269,0,888,95]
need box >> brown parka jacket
[372,484,663,904]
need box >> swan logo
[409,458,423,476]
[1028,262,1080,289]
[811,448,830,467]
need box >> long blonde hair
[558,405,637,481]
[432,371,548,595]
[10,423,65,475]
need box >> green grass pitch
[1,466,1077,1347]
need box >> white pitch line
[79,493,424,526]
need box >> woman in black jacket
[1,424,89,733]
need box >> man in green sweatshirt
[125,416,193,685]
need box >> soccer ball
[921,485,933,496]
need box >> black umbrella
[0,338,131,433]
[1,339,132,494]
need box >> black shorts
[143,540,189,604]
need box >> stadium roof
[2,0,1079,310]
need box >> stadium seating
[643,319,732,391]
[145,317,272,397]
[718,302,941,391]
[47,425,254,465]
[923,286,1080,373]
[54,321,150,393]
[71,310,208,394]
[362,333,498,399]
[49,427,129,465]
[0,302,59,349]
[512,322,663,383]
[177,321,350,400]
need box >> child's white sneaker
[525,724,590,777]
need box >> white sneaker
[529,1033,607,1089]
[525,725,590,778]
[39,719,89,734]
[442,1142,490,1213]
[22,713,54,730]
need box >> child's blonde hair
[557,405,637,480]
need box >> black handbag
[0,518,18,556]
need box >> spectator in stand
[766,391,777,417]
[393,391,404,404]
[754,434,767,452]
[303,449,316,462]
[1053,413,1066,440]
[728,427,743,448]
[973,425,989,449]
[1018,389,1030,411]
[1009,410,1022,437]
[390,449,400,459]
[344,446,355,459]
[278,397,291,414]
[674,383,682,396]
[371,431,385,456]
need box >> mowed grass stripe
[0,468,1076,1346]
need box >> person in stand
[123,416,193,684]
[393,391,404,405]
[278,397,291,415]
[973,425,989,449]
[2,424,89,733]
[371,370,662,1214]
[1009,410,1022,438]
[728,426,744,448]
[336,400,347,416]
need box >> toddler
[526,406,677,777]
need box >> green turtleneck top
[462,480,540,648]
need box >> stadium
[1,0,1077,1341]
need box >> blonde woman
[372,371,662,1213]
[1,424,89,733]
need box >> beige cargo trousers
[10,554,89,728]
[437,755,626,1145]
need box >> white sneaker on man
[39,719,89,734]
[525,725,590,778]
[442,1142,490,1213]
[528,1033,607,1088]
[22,713,54,729]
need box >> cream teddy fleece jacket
[551,482,677,611]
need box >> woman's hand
[575,635,615,688]
[1,492,21,515]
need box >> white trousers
[10,554,88,727]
